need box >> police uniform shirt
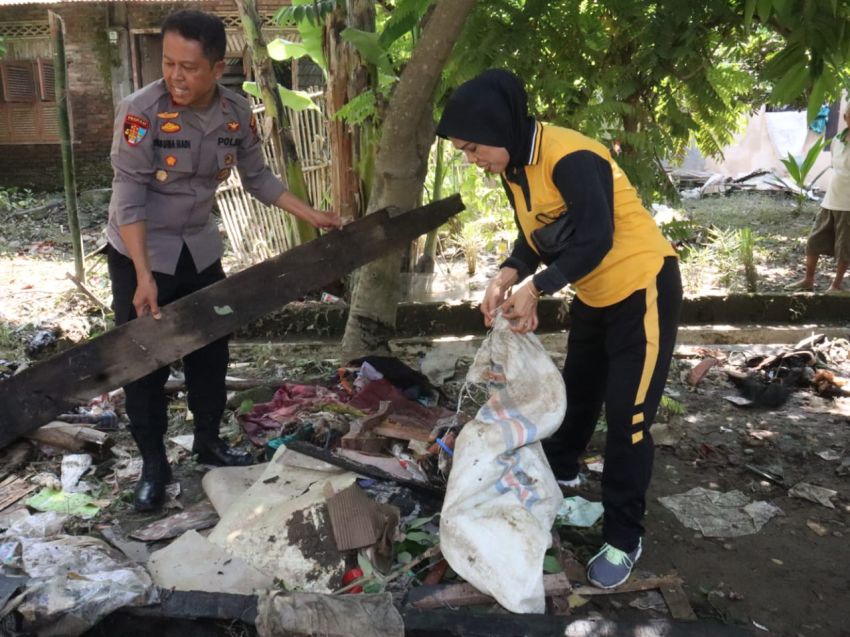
[107,79,286,275]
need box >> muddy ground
[0,189,848,636]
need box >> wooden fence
[217,89,330,267]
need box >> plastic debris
[556,496,604,528]
[60,454,92,493]
[658,487,782,537]
[788,482,837,509]
[25,489,100,519]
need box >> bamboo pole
[234,0,318,245]
[49,11,84,282]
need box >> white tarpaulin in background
[440,314,566,614]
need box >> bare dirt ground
[0,190,848,636]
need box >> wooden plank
[408,573,571,610]
[660,581,698,621]
[373,421,433,443]
[25,422,113,458]
[0,476,36,512]
[286,440,444,496]
[572,574,682,597]
[99,589,751,637]
[0,196,464,448]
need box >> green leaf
[242,81,261,100]
[406,514,437,530]
[543,555,563,574]
[806,74,828,125]
[744,0,757,29]
[362,580,384,594]
[357,552,374,578]
[237,399,254,415]
[770,63,809,104]
[405,530,436,544]
[397,551,413,564]
[756,0,773,21]
[341,27,392,73]
[267,38,310,62]
[800,137,826,178]
[782,153,803,184]
[379,0,434,49]
[277,86,320,111]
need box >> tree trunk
[49,11,83,282]
[325,0,375,221]
[340,0,477,357]
[235,0,317,245]
[417,137,446,273]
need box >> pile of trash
[1,316,592,634]
[686,334,850,408]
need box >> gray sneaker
[586,538,642,589]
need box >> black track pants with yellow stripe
[543,256,682,553]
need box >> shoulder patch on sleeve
[123,114,150,146]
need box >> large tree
[340,0,476,356]
[449,0,850,198]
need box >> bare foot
[785,279,815,291]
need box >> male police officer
[107,10,341,511]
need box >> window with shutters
[0,58,59,144]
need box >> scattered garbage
[788,482,838,509]
[129,500,219,542]
[147,529,274,594]
[0,511,156,636]
[60,453,92,493]
[556,496,604,528]
[25,489,100,519]
[658,487,783,537]
[256,591,403,637]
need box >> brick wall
[0,3,113,190]
[0,1,290,190]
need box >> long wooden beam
[0,196,464,447]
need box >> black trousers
[543,257,682,552]
[108,244,229,439]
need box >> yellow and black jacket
[502,122,676,308]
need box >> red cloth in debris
[241,383,345,445]
[239,379,454,447]
[348,379,454,429]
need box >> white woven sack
[440,314,566,613]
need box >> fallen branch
[65,272,109,311]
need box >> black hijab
[436,69,536,168]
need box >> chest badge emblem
[160,121,181,134]
[155,169,168,182]
[227,120,240,132]
[165,155,177,167]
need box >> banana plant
[772,136,829,211]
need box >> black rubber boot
[131,431,171,512]
[192,414,254,467]
[193,435,254,466]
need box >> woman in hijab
[437,69,682,589]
